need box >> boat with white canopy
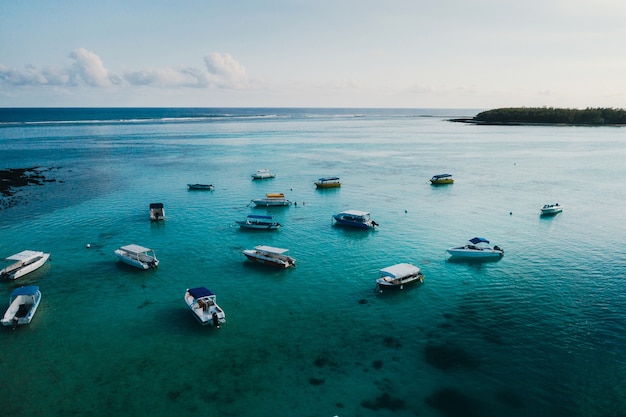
[242,245,296,268]
[376,263,424,292]
[114,244,159,269]
[1,250,50,280]
[251,169,275,179]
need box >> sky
[1,0,626,109]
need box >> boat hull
[430,179,454,185]
[114,250,159,269]
[1,252,50,280]
[251,199,291,207]
[187,184,214,191]
[236,221,280,230]
[243,251,295,268]
[333,217,375,229]
[315,182,341,188]
[376,274,424,291]
[446,248,503,258]
[541,208,563,215]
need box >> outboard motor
[212,312,221,329]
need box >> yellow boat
[315,177,341,188]
[430,174,454,185]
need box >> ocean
[1,108,625,417]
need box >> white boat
[114,244,159,269]
[541,203,563,215]
[242,245,296,268]
[332,210,378,229]
[251,169,275,179]
[376,263,424,292]
[187,183,214,191]
[250,193,292,207]
[184,287,226,328]
[1,286,41,329]
[1,250,50,280]
[236,214,281,230]
[447,237,504,259]
[149,203,165,221]
[315,177,341,188]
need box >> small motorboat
[447,237,503,259]
[1,250,50,280]
[332,210,378,229]
[149,203,165,221]
[251,169,276,179]
[540,203,563,216]
[1,286,41,329]
[242,245,296,268]
[376,263,424,292]
[114,244,159,269]
[315,177,341,188]
[250,193,292,207]
[236,214,281,230]
[430,173,454,185]
[187,183,214,191]
[184,287,226,328]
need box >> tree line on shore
[472,107,626,125]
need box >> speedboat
[187,183,214,191]
[242,245,296,268]
[1,250,50,280]
[250,193,292,207]
[447,237,503,259]
[376,263,424,292]
[236,214,281,230]
[541,203,563,216]
[315,177,341,188]
[1,286,41,329]
[251,169,275,179]
[149,203,165,221]
[430,173,454,185]
[184,287,226,328]
[332,210,378,229]
[114,244,159,269]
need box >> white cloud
[67,48,119,87]
[0,49,248,90]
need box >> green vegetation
[471,107,626,125]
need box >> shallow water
[1,108,625,417]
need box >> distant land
[451,107,626,125]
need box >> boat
[149,203,165,221]
[315,177,341,188]
[251,169,275,179]
[447,237,504,258]
[430,173,454,185]
[250,193,292,207]
[540,203,563,215]
[376,263,424,292]
[1,250,51,280]
[1,286,41,329]
[114,244,159,269]
[236,214,281,230]
[184,287,226,328]
[332,210,378,229]
[187,183,214,191]
[242,245,296,268]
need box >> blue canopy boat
[2,285,41,328]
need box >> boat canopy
[188,287,215,299]
[379,263,420,279]
[340,209,370,217]
[255,245,289,254]
[432,174,452,179]
[150,203,164,209]
[469,237,490,244]
[265,193,285,198]
[119,244,153,254]
[5,250,42,261]
[247,214,273,220]
[318,177,340,181]
[10,286,40,297]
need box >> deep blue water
[1,108,625,417]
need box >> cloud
[0,49,248,90]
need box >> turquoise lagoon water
[1,108,625,417]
